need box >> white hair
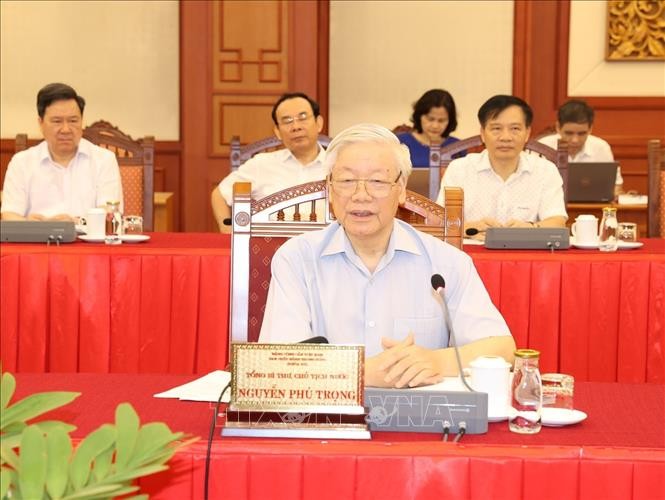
[324,123,413,179]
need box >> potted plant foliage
[0,371,197,499]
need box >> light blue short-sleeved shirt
[259,220,511,357]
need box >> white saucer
[570,238,643,250]
[78,235,106,243]
[488,411,511,422]
[617,241,643,249]
[120,234,150,243]
[541,408,587,427]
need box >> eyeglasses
[329,172,402,198]
[278,112,312,126]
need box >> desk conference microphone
[430,274,474,393]
[465,228,484,237]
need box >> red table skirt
[1,234,231,374]
[2,235,664,383]
[140,442,665,500]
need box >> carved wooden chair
[433,136,569,202]
[647,139,665,237]
[14,121,155,229]
[83,121,155,230]
[230,134,332,171]
[230,180,464,344]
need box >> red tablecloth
[466,240,665,383]
[1,233,231,374]
[12,373,665,500]
[2,235,664,383]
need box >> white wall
[0,0,179,140]
[569,0,665,96]
[329,0,514,138]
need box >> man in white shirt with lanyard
[1,83,122,221]
[538,99,614,162]
[436,95,567,236]
[211,92,328,233]
[260,123,515,388]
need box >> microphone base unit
[364,387,489,434]
[484,227,570,250]
[1,220,77,243]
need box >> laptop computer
[567,162,618,203]
[407,168,432,198]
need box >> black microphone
[222,218,232,226]
[299,336,329,344]
[431,274,474,392]
[465,228,484,236]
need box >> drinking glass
[617,222,637,242]
[123,215,144,234]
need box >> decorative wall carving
[607,0,665,60]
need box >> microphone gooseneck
[430,274,474,392]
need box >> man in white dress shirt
[1,83,122,221]
[260,123,515,388]
[436,95,567,236]
[538,99,614,162]
[211,92,327,233]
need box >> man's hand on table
[365,333,444,389]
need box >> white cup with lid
[469,355,511,418]
[571,214,599,245]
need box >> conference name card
[230,343,365,414]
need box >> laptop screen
[567,162,618,203]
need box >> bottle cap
[514,348,540,359]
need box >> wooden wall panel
[513,0,665,195]
[181,0,329,232]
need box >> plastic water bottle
[598,207,618,252]
[105,200,123,245]
[614,166,624,202]
[509,349,542,434]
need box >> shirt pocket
[393,317,445,350]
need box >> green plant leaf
[114,402,139,471]
[0,467,11,500]
[90,445,114,483]
[127,423,182,468]
[1,373,16,410]
[1,421,27,440]
[124,494,149,500]
[100,463,168,484]
[18,425,47,500]
[1,391,80,431]
[69,424,115,490]
[45,426,72,499]
[60,482,137,500]
[0,442,20,469]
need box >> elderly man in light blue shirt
[259,123,515,388]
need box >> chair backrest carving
[647,139,665,237]
[83,120,155,230]
[230,180,464,345]
[230,134,332,171]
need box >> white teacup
[469,355,511,417]
[80,208,106,237]
[571,214,598,245]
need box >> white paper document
[154,370,232,402]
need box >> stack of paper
[154,370,232,402]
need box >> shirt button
[368,321,376,328]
